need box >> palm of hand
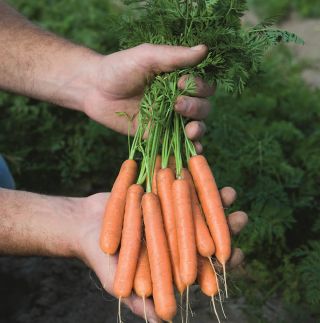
[78,189,248,322]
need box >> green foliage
[118,0,302,94]
[1,0,319,320]
[295,241,320,305]
[248,0,320,20]
[202,48,320,315]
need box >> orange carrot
[100,159,137,255]
[172,178,197,286]
[189,155,231,296]
[197,256,218,297]
[198,256,222,323]
[157,168,185,294]
[134,242,152,298]
[152,155,161,194]
[142,192,177,321]
[182,168,215,258]
[113,184,144,298]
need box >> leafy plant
[119,0,302,94]
[1,0,319,320]
[203,48,320,318]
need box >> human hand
[76,187,248,322]
[82,44,214,152]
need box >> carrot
[152,155,161,194]
[188,155,231,296]
[172,178,197,287]
[142,192,177,321]
[113,184,144,298]
[134,242,153,323]
[181,168,215,258]
[198,256,218,297]
[100,159,138,255]
[198,256,221,323]
[157,168,185,294]
[134,242,152,298]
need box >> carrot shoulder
[100,159,138,255]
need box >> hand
[82,44,215,153]
[76,187,248,323]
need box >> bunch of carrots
[97,1,303,321]
[99,72,231,323]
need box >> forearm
[0,1,102,110]
[0,188,82,257]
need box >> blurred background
[0,0,319,322]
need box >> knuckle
[186,98,199,117]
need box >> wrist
[44,46,104,113]
[0,189,85,258]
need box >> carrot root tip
[222,263,228,299]
[211,296,221,323]
[143,296,148,323]
[118,297,123,323]
[208,257,227,318]
[180,293,184,323]
[186,286,189,323]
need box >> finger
[193,141,203,154]
[175,96,211,120]
[227,248,245,270]
[178,75,215,97]
[219,187,237,208]
[138,43,208,74]
[185,121,206,141]
[123,294,161,323]
[227,211,248,235]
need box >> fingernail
[191,44,205,51]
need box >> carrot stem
[173,113,183,178]
[180,115,196,159]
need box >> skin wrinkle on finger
[175,95,211,120]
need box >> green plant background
[248,0,320,21]
[0,0,319,321]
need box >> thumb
[137,43,208,74]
